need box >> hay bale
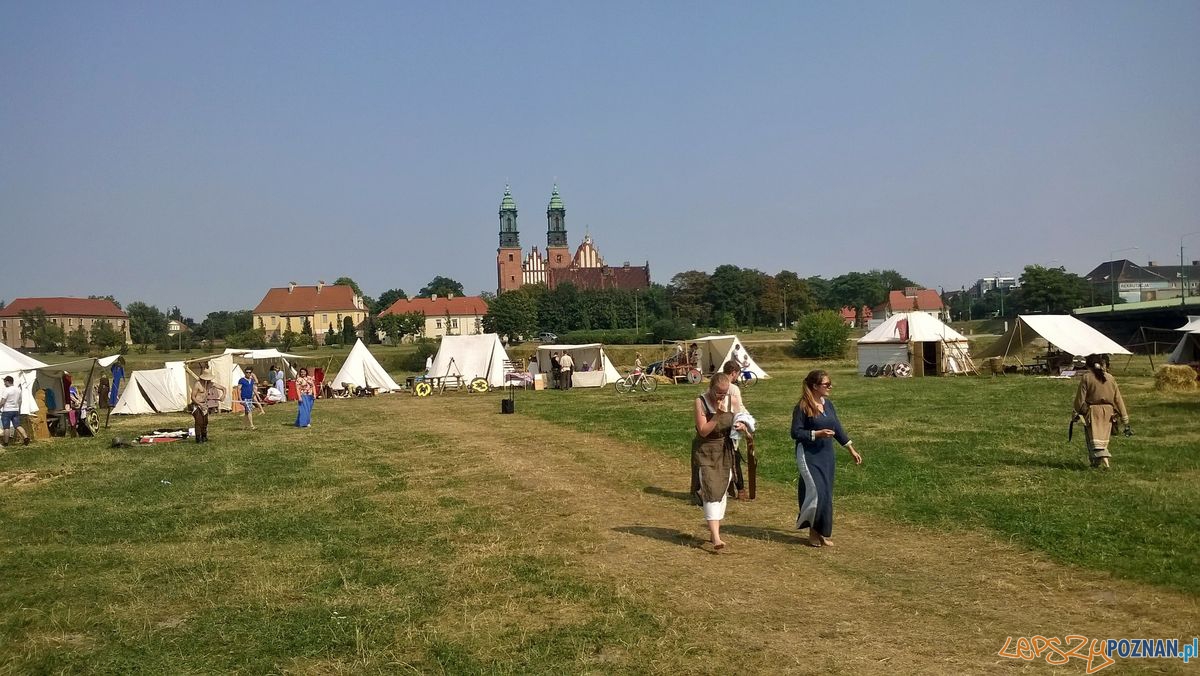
[1154,365,1199,392]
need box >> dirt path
[406,395,1199,674]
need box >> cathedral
[495,185,651,294]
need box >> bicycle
[735,369,757,389]
[614,369,658,394]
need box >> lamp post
[1182,233,1200,305]
[1110,246,1139,312]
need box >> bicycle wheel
[414,382,433,397]
[470,377,489,393]
[686,368,703,384]
[865,364,880,378]
[614,377,633,394]
[638,375,658,393]
[740,371,757,389]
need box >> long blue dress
[790,399,851,538]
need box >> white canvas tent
[111,362,189,415]
[1167,316,1200,364]
[181,353,236,411]
[535,344,622,387]
[0,343,48,415]
[428,334,510,388]
[33,355,123,413]
[223,348,305,380]
[857,312,971,376]
[328,339,402,392]
[976,315,1132,360]
[675,335,769,379]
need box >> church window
[508,253,514,261]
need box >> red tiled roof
[0,297,127,318]
[253,285,361,314]
[380,296,489,317]
[887,289,944,311]
[840,306,873,320]
[549,265,651,291]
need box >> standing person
[295,367,315,428]
[0,376,31,446]
[550,352,562,389]
[273,365,285,399]
[559,351,575,390]
[1073,354,1131,469]
[720,360,756,500]
[190,370,224,444]
[791,370,863,548]
[237,367,258,430]
[692,373,745,550]
[268,365,279,390]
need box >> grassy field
[2,351,1198,672]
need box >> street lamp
[1110,246,1139,312]
[1182,233,1200,305]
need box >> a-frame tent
[535,344,622,387]
[328,339,402,392]
[428,334,510,387]
[1167,316,1200,364]
[680,335,769,379]
[111,363,189,415]
[975,315,1132,361]
[0,343,47,415]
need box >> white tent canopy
[428,334,510,387]
[328,339,402,392]
[976,315,1132,359]
[535,344,621,387]
[32,354,124,414]
[1167,315,1200,364]
[111,362,189,415]
[676,335,769,378]
[857,312,972,376]
[223,348,304,380]
[181,353,236,411]
[0,343,47,415]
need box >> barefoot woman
[692,373,742,550]
[791,370,862,547]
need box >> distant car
[538,332,558,343]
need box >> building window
[508,253,514,261]
[436,319,443,329]
[323,314,328,323]
[450,318,458,329]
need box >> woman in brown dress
[691,373,746,550]
[1073,354,1130,469]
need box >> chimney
[431,294,438,301]
[447,292,454,299]
[317,280,325,294]
[288,281,297,294]
[1147,261,1157,267]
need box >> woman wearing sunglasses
[791,370,862,547]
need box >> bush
[649,319,696,343]
[792,310,851,358]
[559,329,646,345]
[403,338,439,372]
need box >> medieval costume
[1073,366,1129,468]
[692,394,734,520]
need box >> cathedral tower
[545,185,570,271]
[496,187,523,293]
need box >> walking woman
[692,373,745,550]
[1073,354,1130,469]
[791,370,862,547]
[295,367,315,428]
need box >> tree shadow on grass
[643,486,694,503]
[721,524,809,546]
[613,525,704,549]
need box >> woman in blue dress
[791,370,863,547]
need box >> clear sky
[2,1,1198,317]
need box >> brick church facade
[495,186,651,294]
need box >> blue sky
[2,1,1197,316]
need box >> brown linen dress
[1073,370,1129,466]
[691,394,735,504]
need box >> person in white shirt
[1,376,31,446]
[558,352,575,389]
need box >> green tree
[167,305,184,321]
[227,328,267,349]
[1010,265,1091,315]
[667,270,713,326]
[68,325,90,355]
[126,302,169,346]
[89,319,125,350]
[828,273,887,326]
[301,317,313,336]
[341,316,356,345]
[333,277,364,297]
[375,288,408,313]
[197,310,252,341]
[377,311,426,344]
[18,308,47,347]
[792,310,851,358]
[325,325,338,347]
[870,269,918,292]
[776,271,817,326]
[280,329,299,351]
[484,289,540,342]
[87,295,121,309]
[417,276,465,299]
[362,315,378,344]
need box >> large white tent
[857,312,972,376]
[676,335,769,379]
[328,339,402,392]
[976,315,1132,360]
[1167,316,1200,364]
[111,362,189,415]
[0,343,47,415]
[428,334,510,388]
[535,344,622,387]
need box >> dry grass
[1155,364,1199,392]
